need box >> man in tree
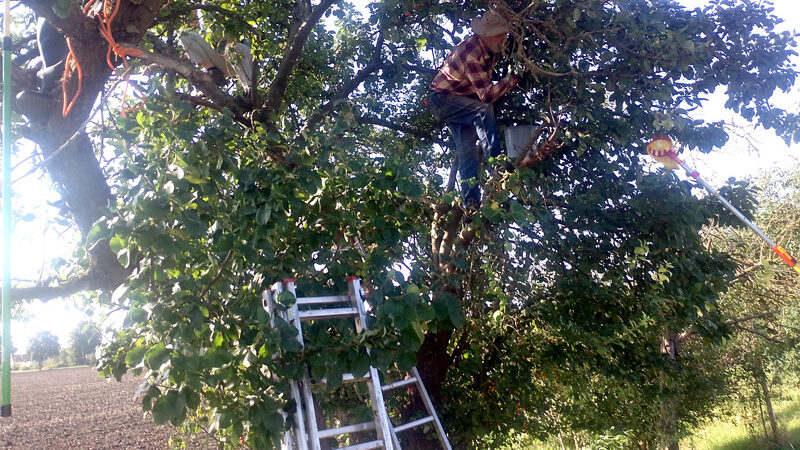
[428,11,518,210]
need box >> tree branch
[121,43,249,121]
[678,310,781,342]
[12,275,99,302]
[733,323,785,344]
[157,3,233,21]
[727,310,780,327]
[20,0,99,41]
[262,0,340,115]
[200,249,234,299]
[354,114,436,141]
[304,33,385,130]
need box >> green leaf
[262,411,284,433]
[256,306,270,324]
[117,248,130,267]
[448,302,466,328]
[125,344,147,367]
[276,291,296,308]
[152,390,186,425]
[213,332,224,348]
[127,307,148,324]
[183,174,209,184]
[351,351,371,377]
[256,204,273,225]
[109,235,125,254]
[86,221,110,251]
[397,351,416,371]
[145,343,170,370]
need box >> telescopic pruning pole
[661,148,800,277]
[1,0,12,418]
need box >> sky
[674,0,800,181]
[5,0,800,355]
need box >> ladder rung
[394,415,434,433]
[314,372,371,386]
[318,421,375,439]
[296,295,350,305]
[299,307,358,321]
[381,377,417,391]
[335,440,385,450]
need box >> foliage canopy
[9,0,800,447]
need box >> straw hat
[471,11,509,36]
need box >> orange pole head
[647,135,680,170]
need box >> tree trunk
[660,329,680,450]
[16,0,170,298]
[397,327,453,450]
[756,360,779,443]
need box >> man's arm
[464,61,517,103]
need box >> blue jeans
[429,90,502,203]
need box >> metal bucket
[504,125,537,159]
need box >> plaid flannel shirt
[431,35,517,104]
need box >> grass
[683,392,800,450]
[501,392,800,450]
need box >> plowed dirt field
[0,366,212,449]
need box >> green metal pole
[1,0,12,418]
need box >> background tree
[691,166,800,446]
[28,331,61,369]
[6,0,799,448]
[69,321,102,365]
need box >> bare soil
[0,366,213,449]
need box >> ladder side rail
[410,367,451,450]
[285,280,323,450]
[390,428,401,450]
[266,287,306,450]
[348,277,395,450]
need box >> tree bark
[660,329,680,450]
[756,359,779,443]
[14,0,170,298]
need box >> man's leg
[472,102,502,159]
[431,92,501,158]
[448,123,481,205]
[36,18,68,92]
[430,91,500,205]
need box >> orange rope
[62,0,146,117]
[61,37,83,117]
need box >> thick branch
[121,43,249,120]
[20,0,99,41]
[12,275,99,302]
[263,0,340,115]
[732,262,765,283]
[157,3,233,21]
[354,114,436,141]
[727,310,780,327]
[678,310,780,342]
[733,323,785,344]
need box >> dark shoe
[37,61,64,92]
[462,197,481,223]
[493,160,515,175]
[16,91,52,124]
[462,197,480,211]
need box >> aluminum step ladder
[263,277,452,450]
